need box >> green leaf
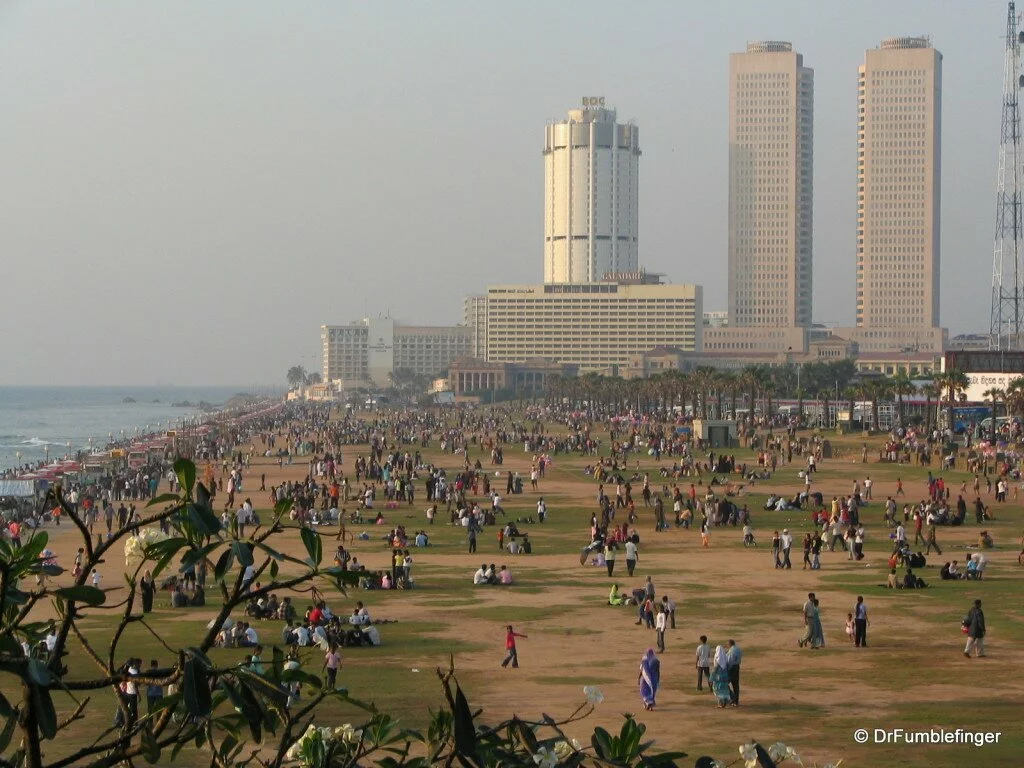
[27,659,51,686]
[140,724,161,764]
[231,541,254,568]
[174,458,197,496]
[235,679,264,743]
[214,547,235,582]
[452,684,476,758]
[269,560,279,579]
[17,532,49,564]
[32,685,57,740]
[592,727,613,760]
[270,647,284,682]
[187,503,222,536]
[145,537,189,559]
[179,542,220,575]
[299,527,322,567]
[196,482,212,509]
[53,585,106,607]
[146,493,180,508]
[0,690,13,718]
[512,717,539,753]
[236,668,288,708]
[183,658,212,717]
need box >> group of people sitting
[885,567,928,590]
[243,594,296,621]
[472,563,513,585]
[940,554,987,580]
[280,600,381,648]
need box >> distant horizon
[0,2,1008,384]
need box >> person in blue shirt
[726,639,742,706]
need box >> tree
[889,372,915,427]
[934,369,970,434]
[983,387,1006,444]
[306,372,323,386]
[287,365,308,389]
[0,458,358,768]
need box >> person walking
[467,525,477,555]
[771,530,782,569]
[625,538,638,577]
[323,643,342,689]
[710,646,731,707]
[501,625,527,668]
[695,635,711,692]
[655,607,667,653]
[854,596,868,648]
[661,595,676,629]
[798,592,819,649]
[963,600,986,658]
[604,541,617,577]
[638,648,661,711]
[726,639,742,706]
[801,534,812,570]
[780,529,793,569]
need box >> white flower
[739,742,759,768]
[784,746,802,765]
[333,723,362,744]
[533,747,558,768]
[553,739,582,760]
[583,685,604,705]
[124,527,172,569]
[768,742,788,761]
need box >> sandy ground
[30,427,1024,765]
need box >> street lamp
[16,451,21,465]
[44,445,49,463]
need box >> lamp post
[16,451,21,467]
[44,445,49,463]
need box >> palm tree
[890,372,914,427]
[818,387,832,429]
[740,368,759,426]
[983,387,1006,444]
[921,382,939,435]
[934,369,970,434]
[286,365,308,389]
[842,385,858,431]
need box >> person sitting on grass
[499,565,513,585]
[978,531,994,549]
[608,584,628,606]
[473,564,488,585]
[886,568,899,589]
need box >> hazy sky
[0,1,1006,385]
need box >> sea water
[0,386,255,470]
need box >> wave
[20,438,55,447]
[0,434,27,441]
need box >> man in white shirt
[625,539,638,577]
[779,529,794,569]
[295,624,311,646]
[536,498,547,523]
[655,607,667,653]
[695,635,711,691]
[895,523,907,546]
[473,564,488,585]
[243,623,259,647]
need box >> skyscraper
[543,100,640,283]
[856,37,942,330]
[728,41,814,328]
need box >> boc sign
[581,96,606,108]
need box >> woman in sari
[810,597,825,648]
[710,645,731,707]
[638,648,660,710]
[608,584,627,606]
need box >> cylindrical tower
[543,101,640,283]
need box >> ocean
[0,386,268,471]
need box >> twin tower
[542,37,943,355]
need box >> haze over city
[0,1,1005,385]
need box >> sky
[0,0,1008,385]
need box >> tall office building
[543,100,640,283]
[856,37,941,329]
[728,41,814,328]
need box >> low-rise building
[448,358,578,396]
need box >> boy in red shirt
[501,625,527,668]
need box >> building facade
[448,358,578,396]
[857,37,942,331]
[321,318,471,388]
[479,280,702,373]
[543,100,641,283]
[728,41,814,328]
[463,295,488,359]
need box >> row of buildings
[322,36,954,396]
